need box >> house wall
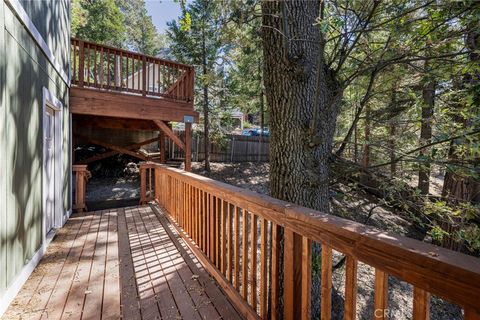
[0,0,70,314]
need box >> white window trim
[5,0,70,86]
[42,87,66,244]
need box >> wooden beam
[77,137,158,164]
[70,87,199,122]
[73,115,158,131]
[75,134,147,161]
[153,120,185,150]
[159,131,166,164]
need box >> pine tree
[167,0,225,171]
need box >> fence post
[73,164,89,212]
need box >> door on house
[44,106,56,234]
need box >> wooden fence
[167,133,269,162]
[140,162,480,320]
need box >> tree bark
[389,86,398,178]
[262,1,341,212]
[442,20,479,203]
[389,121,396,178]
[201,29,211,172]
[262,2,342,318]
[418,74,435,195]
[362,104,371,168]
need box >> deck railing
[140,163,480,320]
[71,38,194,103]
[73,164,90,212]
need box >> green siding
[0,0,70,299]
[18,0,70,74]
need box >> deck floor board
[2,205,241,320]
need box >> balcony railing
[140,162,480,320]
[71,38,194,103]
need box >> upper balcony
[69,38,198,122]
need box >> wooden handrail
[73,164,90,212]
[70,38,194,103]
[141,163,480,320]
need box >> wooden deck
[2,205,241,320]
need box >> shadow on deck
[2,205,241,320]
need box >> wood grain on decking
[2,206,241,320]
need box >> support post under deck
[185,123,192,172]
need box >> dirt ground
[191,161,463,320]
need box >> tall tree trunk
[201,31,210,172]
[354,115,358,163]
[262,2,342,318]
[442,20,479,203]
[418,73,435,195]
[389,87,397,178]
[259,60,265,162]
[362,104,371,168]
[389,122,396,178]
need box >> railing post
[73,164,89,212]
[78,40,85,87]
[140,162,147,204]
[139,162,156,204]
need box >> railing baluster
[93,46,97,87]
[271,223,280,320]
[344,255,358,320]
[227,203,232,282]
[284,228,295,320]
[159,60,163,93]
[374,269,389,320]
[73,41,77,83]
[100,47,104,88]
[215,197,220,268]
[203,191,208,252]
[107,49,110,88]
[86,43,90,85]
[250,213,258,309]
[197,188,201,245]
[221,199,227,275]
[301,237,311,320]
[206,193,211,258]
[260,217,268,319]
[120,51,124,89]
[78,40,84,86]
[131,55,135,91]
[242,209,249,299]
[412,287,429,320]
[234,206,240,290]
[142,55,147,96]
[321,244,332,320]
